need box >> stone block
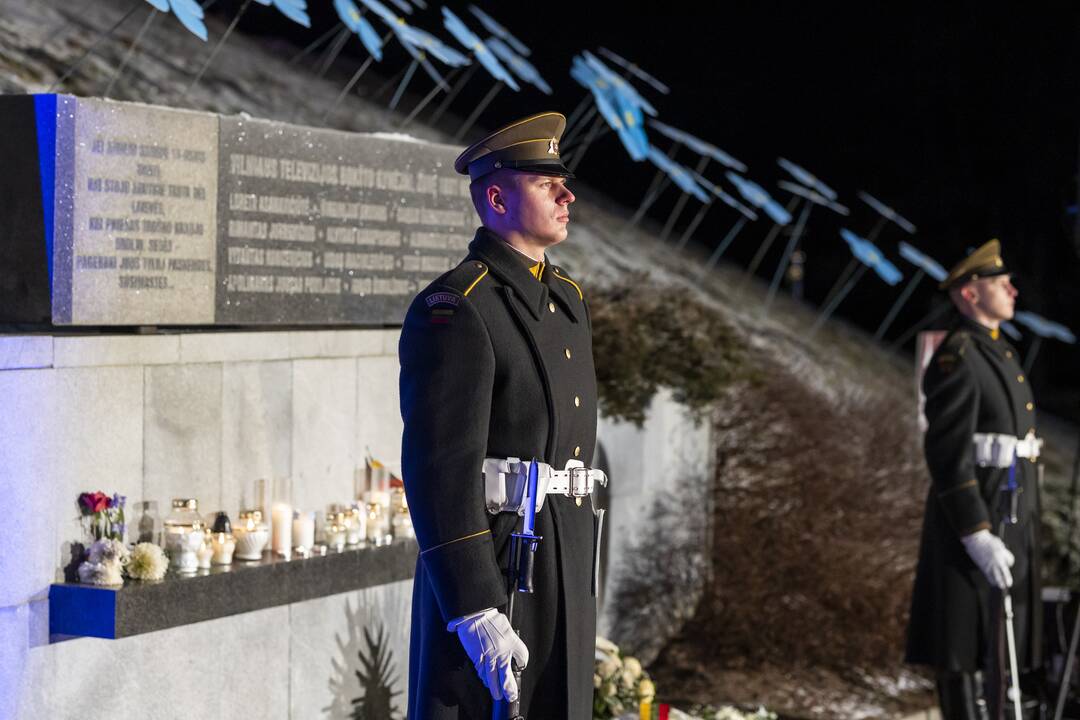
[0,336,52,371]
[37,605,289,718]
[289,329,382,360]
[291,359,357,513]
[179,331,292,364]
[221,361,292,517]
[144,363,222,515]
[53,334,179,368]
[0,366,143,607]
[289,580,413,720]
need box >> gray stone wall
[0,329,410,719]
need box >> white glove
[448,608,529,702]
[961,529,1015,589]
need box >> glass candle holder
[211,532,236,565]
[164,499,205,573]
[233,510,269,561]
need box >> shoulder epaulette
[941,330,971,357]
[436,260,489,298]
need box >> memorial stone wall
[0,95,474,326]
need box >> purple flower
[112,493,127,509]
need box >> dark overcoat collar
[467,227,559,321]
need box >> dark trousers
[937,671,990,720]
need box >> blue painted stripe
[33,94,57,288]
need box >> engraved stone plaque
[0,95,474,327]
[216,118,473,325]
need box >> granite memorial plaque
[217,118,473,324]
[0,95,475,327]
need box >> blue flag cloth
[487,37,551,94]
[144,0,208,41]
[648,119,746,172]
[334,0,384,61]
[647,147,711,203]
[840,228,903,286]
[253,0,311,28]
[570,55,648,161]
[597,47,670,95]
[468,4,531,57]
[725,172,792,225]
[858,191,918,234]
[397,23,470,67]
[442,8,519,89]
[777,157,837,200]
[581,50,657,117]
[1013,311,1077,343]
[777,180,849,216]
[897,241,946,282]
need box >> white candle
[196,540,214,569]
[211,533,236,565]
[271,502,292,556]
[292,510,315,552]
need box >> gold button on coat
[548,302,556,313]
[574,396,581,407]
[574,446,581,457]
[1026,402,1034,411]
[1017,375,1024,383]
[1005,351,1013,358]
[564,348,572,359]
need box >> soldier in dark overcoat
[906,240,1043,720]
[400,112,601,719]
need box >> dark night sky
[242,1,1080,420]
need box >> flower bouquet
[77,538,130,586]
[594,636,655,720]
[78,491,126,542]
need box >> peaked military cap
[940,239,1009,290]
[454,111,574,181]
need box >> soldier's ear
[487,184,508,216]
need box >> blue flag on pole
[253,0,311,28]
[144,0,208,41]
[442,7,518,89]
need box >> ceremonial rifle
[498,458,542,720]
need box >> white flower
[609,700,624,717]
[620,668,636,690]
[593,673,602,689]
[77,560,124,586]
[597,656,621,679]
[601,680,617,698]
[595,635,619,655]
[623,656,642,680]
[126,543,169,581]
[87,538,129,565]
[637,678,656,701]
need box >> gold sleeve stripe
[937,479,978,498]
[552,269,582,300]
[463,265,489,297]
[419,528,491,555]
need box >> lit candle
[211,532,236,565]
[271,502,292,557]
[196,538,214,569]
[292,510,315,553]
[326,523,347,551]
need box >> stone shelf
[49,538,418,640]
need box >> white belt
[973,431,1043,467]
[482,457,608,515]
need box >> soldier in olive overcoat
[400,112,602,719]
[906,240,1043,720]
